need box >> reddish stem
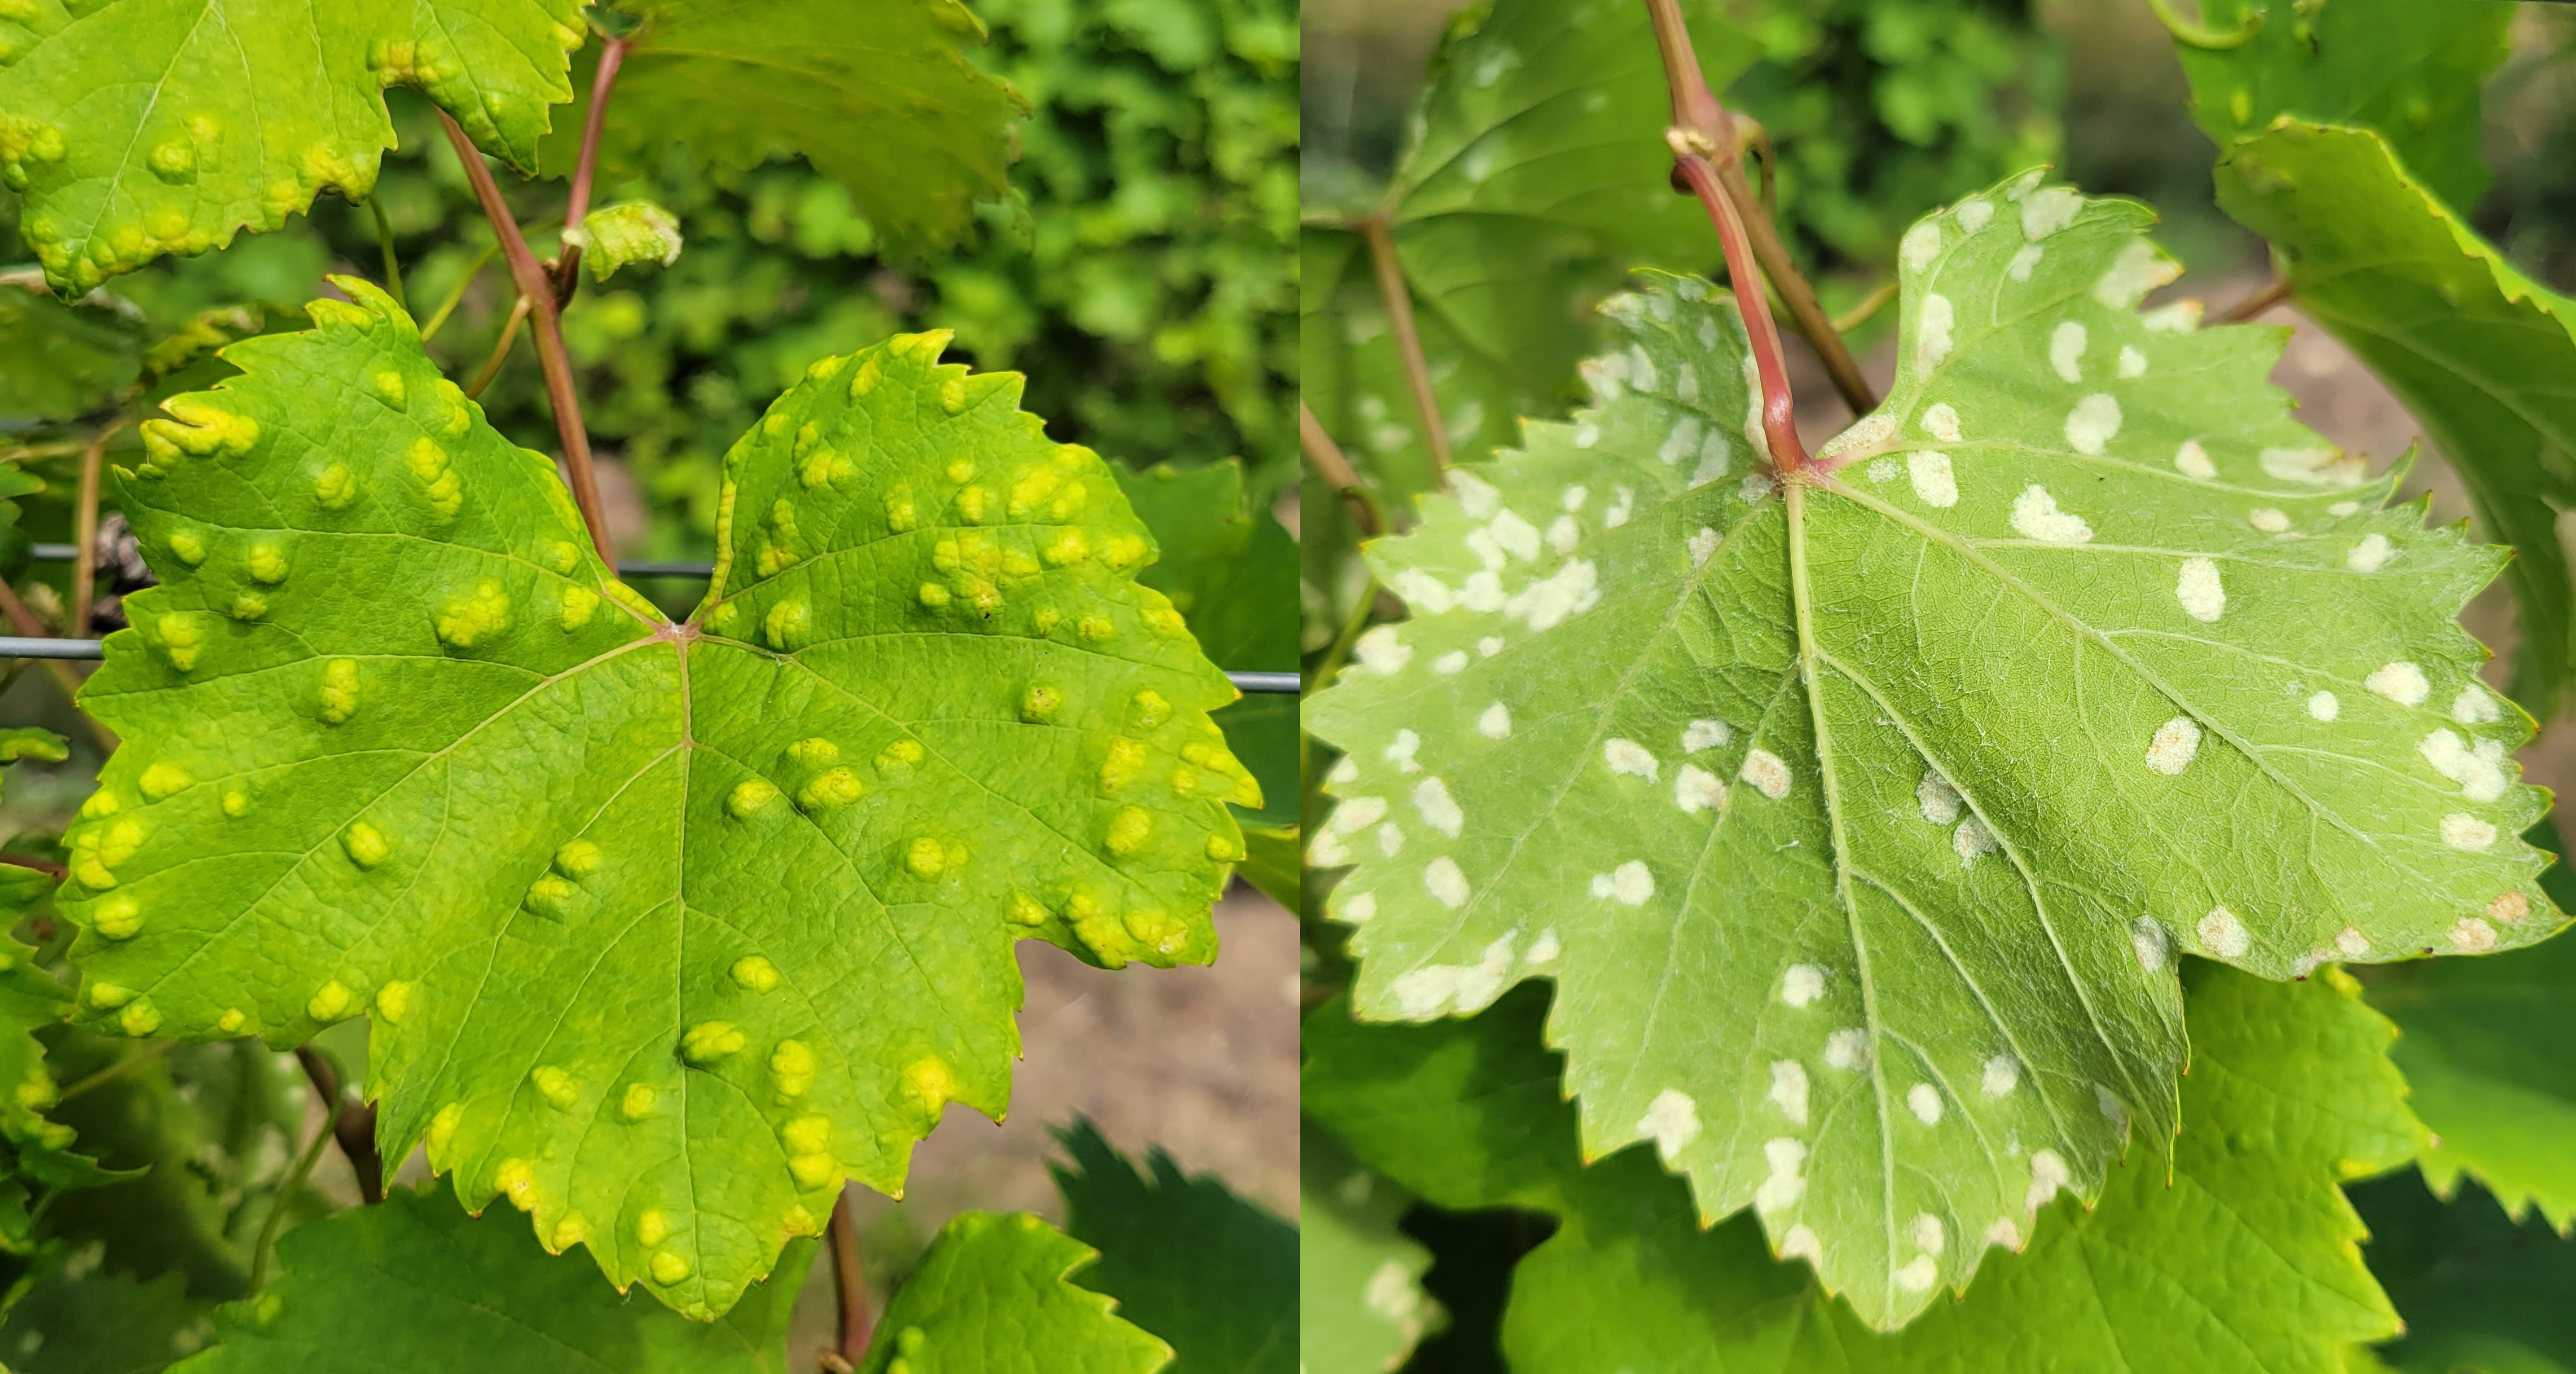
[556,36,630,299]
[828,1190,874,1368]
[1673,152,1808,472]
[434,109,619,574]
[1359,213,1453,475]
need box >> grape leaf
[1299,1125,1440,1374]
[168,1186,808,1372]
[1299,0,1761,508]
[2170,1,2576,715]
[0,1250,206,1374]
[1304,962,2424,1373]
[2171,0,2508,213]
[2366,894,2576,1232]
[0,288,141,420]
[36,1038,311,1301]
[2350,1168,2576,1374]
[1052,1118,1297,1373]
[576,200,683,282]
[860,1210,1172,1374]
[55,278,1255,1316]
[1300,177,2551,1329]
[1112,461,1296,832]
[0,0,586,293]
[538,0,1021,259]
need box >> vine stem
[2220,272,2291,323]
[249,1103,336,1291]
[294,1047,384,1205]
[0,571,112,750]
[825,1189,874,1372]
[1672,151,1809,473]
[434,109,618,574]
[1358,213,1453,477]
[465,294,534,399]
[1643,0,1875,420]
[364,195,408,314]
[68,422,112,637]
[555,36,631,300]
[1299,401,1383,536]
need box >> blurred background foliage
[1,0,1297,570]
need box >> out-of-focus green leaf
[542,0,1020,259]
[168,1187,811,1373]
[0,1247,208,1374]
[1299,1125,1439,1374]
[2352,1168,2576,1374]
[859,1210,1172,1374]
[1052,1118,1296,1372]
[1300,0,1762,522]
[0,290,140,420]
[1304,962,2423,1367]
[1238,824,1298,912]
[2173,0,2509,212]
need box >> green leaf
[540,0,1021,259]
[1298,1125,1440,1374]
[860,1210,1172,1374]
[0,1249,207,1374]
[577,200,684,282]
[1299,0,1762,508]
[1051,1118,1298,1372]
[2351,1168,2576,1374]
[1235,823,1298,912]
[1301,177,2549,1331]
[56,278,1253,1316]
[0,289,141,420]
[2169,1,2575,714]
[1304,962,2425,1372]
[2209,120,2576,716]
[2366,915,2576,1233]
[167,1187,811,1372]
[0,0,586,293]
[1113,461,1296,831]
[2170,0,2509,213]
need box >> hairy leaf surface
[1299,1126,1440,1374]
[860,1210,1172,1374]
[56,279,1252,1316]
[170,1187,807,1372]
[2171,0,2575,713]
[1305,965,2423,1372]
[540,0,1020,258]
[1054,1118,1297,1372]
[0,0,585,293]
[1303,178,2549,1328]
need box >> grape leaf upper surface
[170,1187,807,1372]
[539,0,1021,259]
[2170,0,2574,714]
[860,1210,1172,1374]
[0,0,585,293]
[1302,176,2551,1329]
[1304,964,2423,1373]
[56,278,1254,1316]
